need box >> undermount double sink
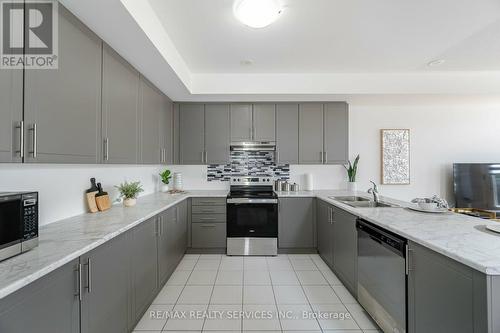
[329,196,400,208]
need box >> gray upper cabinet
[278,198,315,249]
[179,104,205,164]
[324,102,348,164]
[332,207,357,296]
[0,259,80,333]
[299,103,324,164]
[101,44,140,164]
[253,104,276,141]
[317,199,334,267]
[159,96,174,165]
[80,233,131,333]
[140,77,161,164]
[230,104,253,142]
[23,5,102,163]
[276,104,299,164]
[205,104,230,164]
[173,104,181,164]
[0,68,23,163]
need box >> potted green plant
[343,154,360,192]
[159,169,172,192]
[115,181,144,207]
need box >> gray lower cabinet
[158,207,178,286]
[253,104,276,141]
[23,5,102,163]
[140,77,162,164]
[316,199,334,267]
[190,198,226,249]
[324,102,348,164]
[192,223,226,248]
[299,103,324,164]
[205,104,230,164]
[331,207,357,296]
[80,233,131,333]
[179,104,205,164]
[101,44,140,164]
[276,104,299,164]
[131,217,158,322]
[278,198,315,249]
[230,104,253,142]
[0,259,80,333]
[0,68,23,163]
[407,241,489,333]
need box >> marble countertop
[2,188,500,300]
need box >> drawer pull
[200,224,217,228]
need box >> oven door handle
[227,198,278,204]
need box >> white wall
[2,99,499,226]
[0,164,164,226]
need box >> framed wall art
[381,129,410,185]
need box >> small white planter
[160,184,170,193]
[346,181,358,192]
[123,198,137,207]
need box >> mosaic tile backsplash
[207,151,290,182]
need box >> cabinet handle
[15,121,24,158]
[29,123,37,158]
[155,218,159,236]
[199,217,216,221]
[275,149,279,164]
[205,151,208,164]
[320,151,323,164]
[75,263,83,301]
[200,224,216,228]
[103,138,109,161]
[405,245,412,275]
[324,151,328,164]
[84,258,92,293]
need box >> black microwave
[0,192,39,261]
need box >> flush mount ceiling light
[233,0,283,28]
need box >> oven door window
[0,200,22,249]
[227,203,278,237]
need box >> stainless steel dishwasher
[357,219,407,333]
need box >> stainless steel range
[226,176,278,256]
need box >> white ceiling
[150,0,500,73]
[60,0,500,101]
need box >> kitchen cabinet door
[177,199,189,257]
[408,241,475,333]
[24,5,102,163]
[253,104,276,141]
[230,104,252,142]
[80,233,131,333]
[179,104,205,164]
[131,217,158,322]
[173,103,181,164]
[158,208,177,286]
[140,77,161,164]
[192,223,226,248]
[101,44,140,164]
[205,104,230,164]
[0,259,80,333]
[0,68,23,163]
[278,198,315,248]
[159,96,174,165]
[332,207,357,296]
[317,200,334,268]
[299,103,324,164]
[276,104,299,164]
[324,102,348,164]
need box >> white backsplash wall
[0,164,164,226]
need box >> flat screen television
[453,163,500,211]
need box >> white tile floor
[133,254,381,333]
